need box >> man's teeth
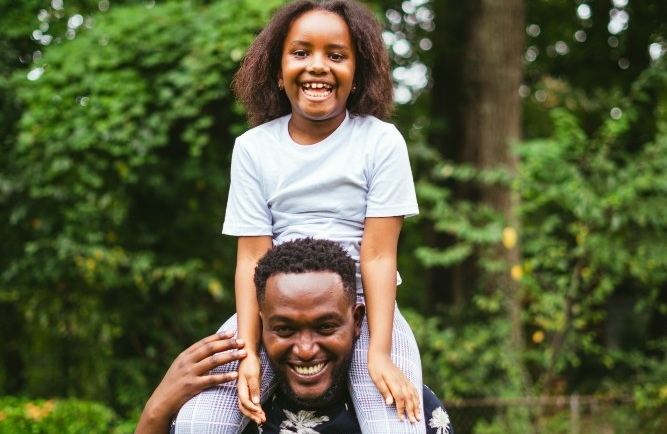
[294,363,325,376]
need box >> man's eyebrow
[315,313,346,322]
[267,313,346,323]
[266,314,293,323]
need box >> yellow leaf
[208,280,223,300]
[502,227,517,249]
[659,385,667,400]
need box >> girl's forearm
[360,216,404,356]
[235,280,261,355]
[235,236,272,355]
[362,256,397,355]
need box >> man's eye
[275,326,293,336]
[319,324,337,334]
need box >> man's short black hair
[254,238,356,305]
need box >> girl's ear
[278,75,284,90]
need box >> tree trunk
[429,0,528,388]
[461,0,525,350]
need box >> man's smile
[291,361,328,376]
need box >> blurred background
[1,0,666,432]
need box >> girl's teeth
[303,83,331,89]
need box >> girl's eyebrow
[286,40,352,51]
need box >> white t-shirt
[222,112,419,293]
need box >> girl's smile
[279,10,356,143]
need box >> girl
[176,1,425,433]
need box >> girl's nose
[306,54,328,74]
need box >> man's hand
[135,331,246,434]
[237,353,266,424]
[368,351,422,423]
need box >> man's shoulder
[423,385,454,434]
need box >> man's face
[260,271,364,407]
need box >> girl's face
[279,10,356,132]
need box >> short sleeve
[222,140,273,236]
[365,127,419,218]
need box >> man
[136,238,453,434]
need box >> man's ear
[353,303,365,338]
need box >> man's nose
[293,331,319,359]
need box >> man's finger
[196,348,246,373]
[205,371,239,387]
[186,331,234,355]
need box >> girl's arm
[235,235,273,424]
[360,216,421,423]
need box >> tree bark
[461,0,525,350]
[429,0,528,386]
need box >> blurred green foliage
[0,396,126,434]
[1,0,282,416]
[410,61,667,431]
[1,0,666,432]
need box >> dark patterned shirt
[241,386,453,434]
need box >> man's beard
[270,353,352,409]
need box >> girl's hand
[368,351,422,423]
[135,331,246,434]
[237,353,266,424]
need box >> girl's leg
[348,300,427,434]
[174,314,275,434]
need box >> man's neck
[276,383,348,410]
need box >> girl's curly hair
[232,0,394,126]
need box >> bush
[0,396,130,434]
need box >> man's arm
[135,332,247,434]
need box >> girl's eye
[329,53,344,61]
[293,50,308,59]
